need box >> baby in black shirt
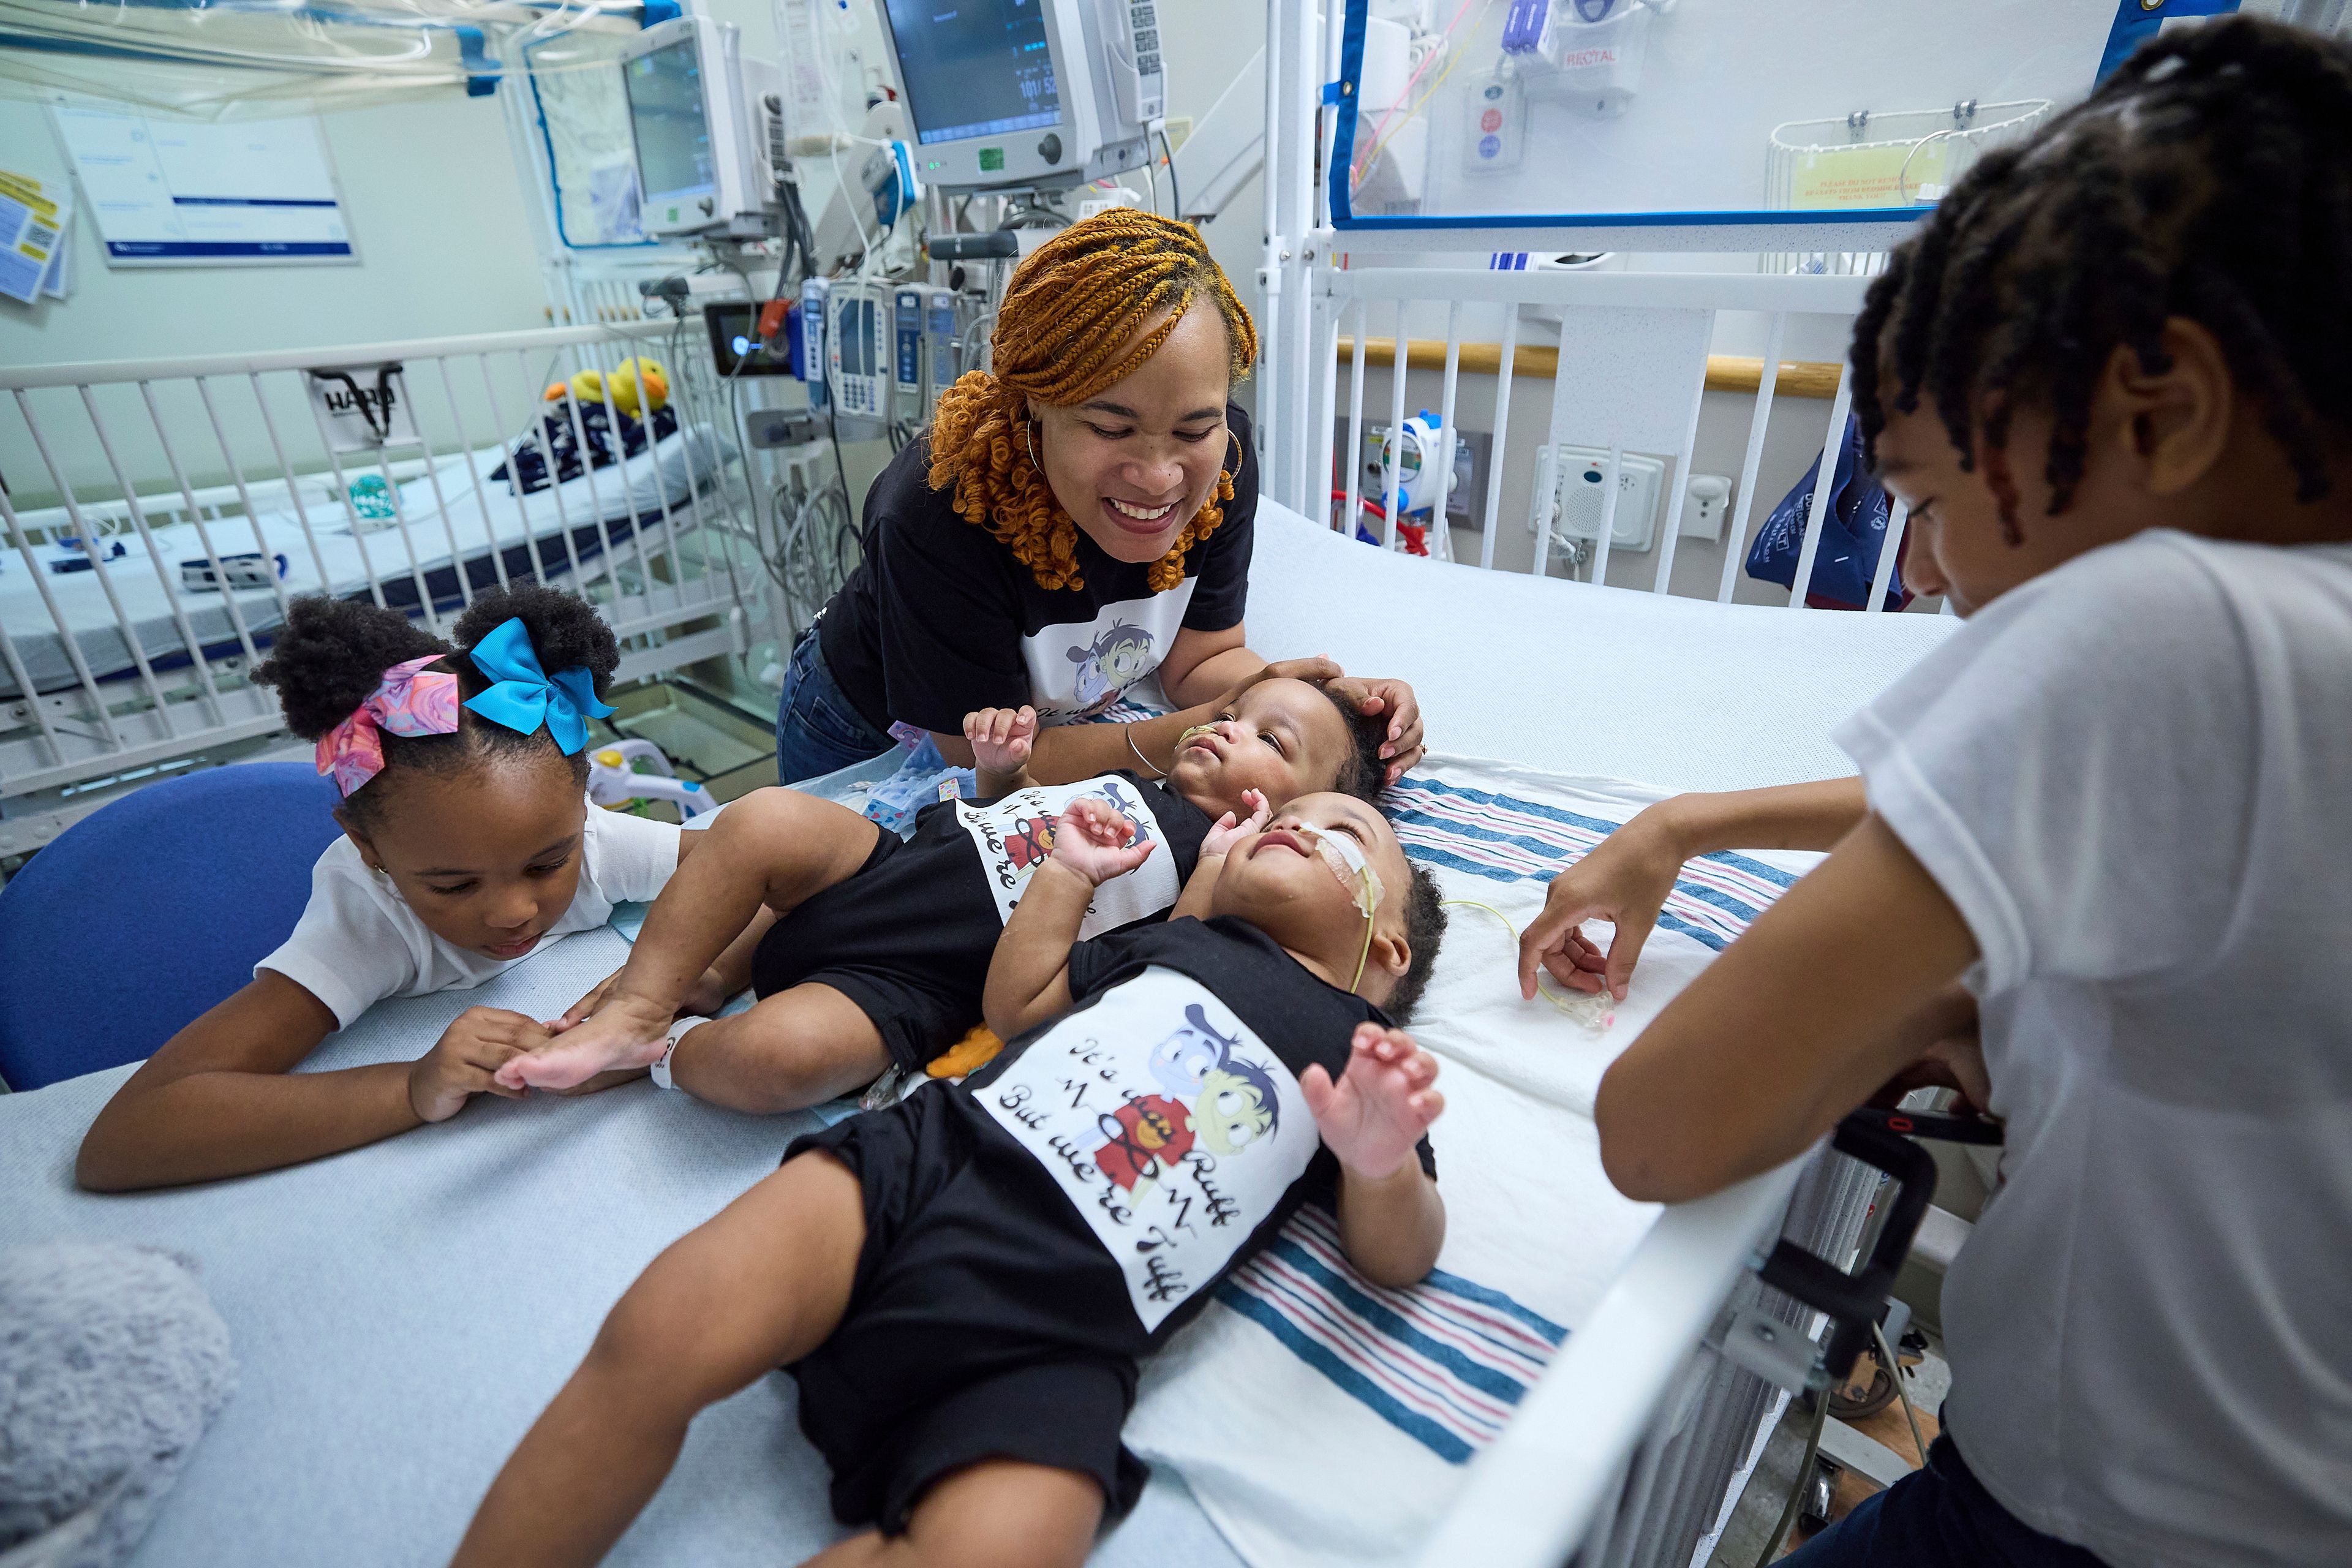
[451,791,1448,1568]
[499,674,1389,1107]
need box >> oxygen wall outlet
[1681,474,1733,541]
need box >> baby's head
[254,584,618,960]
[1207,791,1445,1020]
[1166,677,1387,821]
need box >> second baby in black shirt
[500,674,1390,1109]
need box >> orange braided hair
[928,211,1259,592]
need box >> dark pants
[774,624,894,786]
[1781,1431,2110,1568]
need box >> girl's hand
[1302,1023,1445,1182]
[1324,675,1426,786]
[1048,797,1155,886]
[1212,656,1346,717]
[962,706,1038,777]
[409,1008,551,1123]
[1200,789,1270,859]
[1517,809,1688,1003]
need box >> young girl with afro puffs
[76,585,709,1192]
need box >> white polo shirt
[257,801,680,1028]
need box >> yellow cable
[1441,899,1616,1023]
[1354,0,1502,187]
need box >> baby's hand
[1301,1023,1444,1182]
[963,706,1038,777]
[1200,789,1270,859]
[495,992,674,1091]
[409,1008,551,1123]
[1049,797,1155,886]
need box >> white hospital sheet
[1243,500,1958,793]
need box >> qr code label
[23,222,57,252]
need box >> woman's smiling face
[1028,305,1234,565]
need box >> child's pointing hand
[1302,1023,1444,1181]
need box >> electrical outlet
[1681,473,1733,541]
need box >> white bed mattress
[1244,500,1957,793]
[1,426,728,699]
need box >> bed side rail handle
[1755,1115,1939,1385]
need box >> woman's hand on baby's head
[1324,674,1425,786]
[1200,789,1270,859]
[963,706,1038,775]
[409,1007,554,1123]
[1301,1023,1444,1182]
[1048,797,1155,886]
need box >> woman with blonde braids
[775,209,1424,787]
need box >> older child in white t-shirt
[1552,20,2352,1568]
[77,586,702,1192]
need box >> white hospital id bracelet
[652,1016,712,1090]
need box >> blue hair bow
[461,616,615,755]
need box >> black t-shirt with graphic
[816,404,1257,736]
[751,772,1215,1007]
[933,916,1439,1355]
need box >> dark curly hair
[254,583,619,828]
[1321,685,1393,805]
[1383,863,1447,1024]
[1850,15,2352,541]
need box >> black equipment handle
[929,232,1022,260]
[1757,1115,1939,1382]
[1847,1104,2005,1146]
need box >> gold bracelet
[1124,723,1165,779]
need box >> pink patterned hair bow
[316,654,461,797]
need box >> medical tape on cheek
[1174,723,1221,754]
[1305,828,1383,994]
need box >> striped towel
[1125,755,1820,1568]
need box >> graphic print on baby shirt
[979,967,1317,1332]
[954,774,1180,940]
[1020,584,1196,722]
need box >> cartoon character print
[1096,1007,1283,1199]
[1003,814,1056,873]
[1065,620,1158,715]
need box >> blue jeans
[1782,1431,2111,1568]
[774,625,895,786]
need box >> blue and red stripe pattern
[1386,775,1795,951]
[1216,1205,1567,1464]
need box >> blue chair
[0,762,344,1091]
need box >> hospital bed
[0,497,1953,1567]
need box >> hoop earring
[1024,418,1042,474]
[1226,428,1243,480]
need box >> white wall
[0,91,550,369]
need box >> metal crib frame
[0,320,791,847]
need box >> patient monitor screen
[625,39,717,208]
[886,0,1063,146]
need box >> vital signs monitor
[876,0,1162,192]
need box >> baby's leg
[507,788,881,1090]
[450,1151,865,1568]
[668,982,894,1114]
[803,1460,1104,1568]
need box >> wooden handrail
[1335,337,1847,399]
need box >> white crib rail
[0,320,775,805]
[1289,266,1885,611]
